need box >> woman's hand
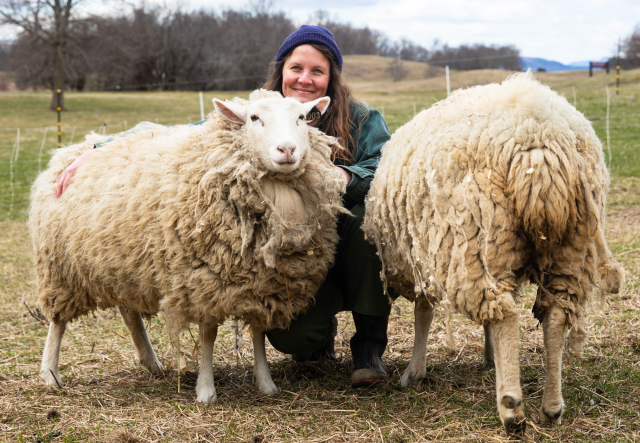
[335,166,352,185]
[55,149,97,199]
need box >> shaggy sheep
[30,90,346,403]
[363,73,624,435]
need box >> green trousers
[266,203,396,361]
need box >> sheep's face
[598,258,625,294]
[213,96,331,173]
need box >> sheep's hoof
[500,396,526,437]
[141,358,165,373]
[195,386,217,404]
[399,368,424,388]
[483,358,495,370]
[258,382,280,397]
[40,370,63,388]
[504,416,527,437]
[539,405,564,425]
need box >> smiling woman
[261,25,396,389]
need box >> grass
[1,207,639,442]
[1,58,639,441]
[2,62,640,220]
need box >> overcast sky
[1,0,637,64]
[187,0,639,64]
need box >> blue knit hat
[276,25,343,71]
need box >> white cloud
[247,0,640,64]
[6,0,638,64]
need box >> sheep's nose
[277,146,296,157]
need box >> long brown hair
[263,43,360,165]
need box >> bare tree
[0,0,78,109]
[387,58,407,82]
[619,24,640,69]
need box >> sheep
[30,89,347,403]
[363,73,624,436]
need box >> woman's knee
[266,316,333,356]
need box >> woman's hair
[263,43,363,165]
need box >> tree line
[0,3,529,96]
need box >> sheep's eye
[250,115,259,122]
[299,114,304,120]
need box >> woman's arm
[339,103,391,205]
[55,149,97,198]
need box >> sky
[183,0,640,65]
[1,0,638,64]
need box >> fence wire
[1,85,637,221]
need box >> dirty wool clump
[365,73,625,434]
[30,90,346,332]
[365,72,623,339]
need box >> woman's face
[282,44,331,104]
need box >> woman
[55,25,394,388]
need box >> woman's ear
[303,97,331,116]
[213,99,247,124]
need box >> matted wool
[364,73,624,331]
[30,90,346,332]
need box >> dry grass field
[1,58,639,441]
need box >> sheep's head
[213,95,331,173]
[598,257,625,294]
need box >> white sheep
[364,73,624,436]
[30,90,346,403]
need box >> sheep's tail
[507,143,592,253]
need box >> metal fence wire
[1,86,637,221]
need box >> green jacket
[322,100,390,208]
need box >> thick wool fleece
[30,90,346,331]
[364,73,623,330]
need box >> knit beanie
[276,25,343,71]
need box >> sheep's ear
[213,99,247,124]
[303,97,331,116]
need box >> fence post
[69,126,76,145]
[572,87,577,107]
[7,129,19,220]
[605,85,612,168]
[446,66,451,97]
[381,106,385,119]
[199,91,205,121]
[14,127,20,163]
[616,38,621,95]
[56,89,62,148]
[413,103,416,117]
[38,127,49,174]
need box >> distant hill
[520,57,611,72]
[520,57,584,72]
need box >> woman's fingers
[55,150,96,198]
[55,170,72,199]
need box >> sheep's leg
[251,324,279,396]
[400,297,435,388]
[539,304,567,424]
[118,307,164,373]
[483,323,495,369]
[40,321,67,387]
[492,292,526,436]
[196,320,218,403]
